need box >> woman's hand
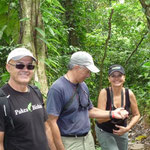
[113,125,129,136]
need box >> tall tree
[61,0,79,47]
[19,0,48,95]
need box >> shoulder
[28,85,43,102]
[0,86,8,111]
[98,88,107,101]
[128,89,135,97]
[29,85,40,90]
[97,88,107,108]
[99,88,107,95]
[98,88,108,100]
[126,89,137,102]
[48,76,69,96]
[0,84,9,95]
[0,84,10,98]
[81,82,88,89]
[50,76,66,89]
[29,85,42,94]
[0,88,6,97]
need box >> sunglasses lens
[15,64,35,70]
[16,64,25,69]
[27,64,35,70]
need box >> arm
[96,89,110,123]
[45,122,57,150]
[113,90,140,136]
[126,90,140,130]
[89,107,110,119]
[89,107,128,120]
[47,115,65,150]
[0,131,4,150]
[89,89,128,119]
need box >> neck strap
[110,88,124,110]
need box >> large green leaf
[0,25,7,39]
[35,27,45,38]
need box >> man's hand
[112,108,129,119]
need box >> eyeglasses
[77,86,90,110]
[8,63,35,70]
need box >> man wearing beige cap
[46,51,128,150]
[0,48,56,150]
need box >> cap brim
[11,55,36,62]
[86,65,100,73]
[109,70,125,75]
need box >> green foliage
[135,135,147,141]
[0,0,149,122]
[40,0,69,84]
[81,0,150,108]
[41,0,67,56]
[41,0,150,113]
[133,61,150,120]
[0,0,19,45]
[0,0,20,86]
[95,146,102,150]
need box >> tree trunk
[19,0,48,96]
[61,0,79,47]
[139,0,150,30]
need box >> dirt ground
[94,115,150,150]
[128,116,150,150]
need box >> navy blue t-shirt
[46,76,93,135]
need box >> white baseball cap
[70,51,100,73]
[7,48,36,63]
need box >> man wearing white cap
[46,51,128,150]
[0,48,56,150]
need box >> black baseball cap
[108,64,125,76]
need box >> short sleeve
[43,107,48,121]
[0,104,5,131]
[46,88,64,116]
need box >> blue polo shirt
[46,76,93,135]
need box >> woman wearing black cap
[95,64,140,150]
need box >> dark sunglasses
[77,87,90,110]
[9,63,35,70]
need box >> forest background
[0,0,150,148]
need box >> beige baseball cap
[69,51,100,73]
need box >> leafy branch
[99,9,114,90]
[125,31,148,65]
